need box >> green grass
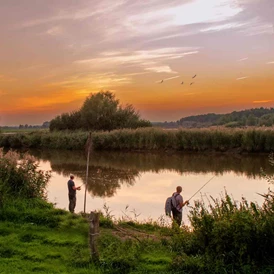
[0,199,174,274]
[0,199,97,273]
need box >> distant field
[0,128,49,134]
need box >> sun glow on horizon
[0,0,274,125]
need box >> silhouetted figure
[67,174,81,213]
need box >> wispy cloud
[17,1,126,29]
[200,17,273,37]
[145,66,176,74]
[47,72,133,90]
[155,76,180,83]
[267,61,274,64]
[236,76,250,80]
[237,57,248,62]
[201,22,246,33]
[75,48,199,74]
[126,0,242,34]
[253,100,272,104]
[46,26,63,36]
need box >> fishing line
[187,175,216,202]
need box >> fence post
[89,211,100,262]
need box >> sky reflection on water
[34,150,272,226]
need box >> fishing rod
[187,176,215,202]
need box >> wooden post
[84,132,92,214]
[89,211,100,262]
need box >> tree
[50,91,151,131]
[80,91,119,131]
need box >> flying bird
[190,82,194,85]
[192,74,197,79]
[181,81,184,85]
[160,80,164,83]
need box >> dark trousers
[69,196,76,213]
[172,209,182,227]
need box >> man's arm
[70,181,81,190]
[179,199,189,209]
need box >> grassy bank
[1,149,274,273]
[0,198,175,274]
[1,127,274,153]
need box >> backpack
[165,193,179,216]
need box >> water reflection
[25,149,273,223]
[27,149,272,199]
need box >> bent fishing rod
[187,175,215,202]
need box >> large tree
[50,91,151,131]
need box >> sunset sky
[0,0,273,125]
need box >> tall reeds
[1,128,274,153]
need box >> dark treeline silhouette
[154,107,274,128]
[50,91,151,131]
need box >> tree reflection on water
[28,149,271,198]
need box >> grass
[0,198,174,274]
[1,149,274,273]
[1,127,274,153]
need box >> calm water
[28,150,273,225]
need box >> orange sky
[0,0,274,125]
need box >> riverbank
[1,149,274,273]
[0,198,174,274]
[1,127,274,153]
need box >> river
[28,149,273,225]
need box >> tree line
[154,107,274,128]
[50,91,151,131]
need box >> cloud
[237,57,248,62]
[155,75,180,83]
[145,66,176,74]
[236,76,250,80]
[74,48,199,74]
[46,26,63,36]
[126,0,242,34]
[17,1,126,29]
[253,100,272,104]
[47,72,133,90]
[267,61,274,64]
[201,22,246,33]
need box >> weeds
[1,127,274,152]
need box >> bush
[0,149,51,202]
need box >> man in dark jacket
[67,174,81,213]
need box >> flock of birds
[159,74,197,85]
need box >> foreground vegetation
[1,149,274,273]
[1,127,274,153]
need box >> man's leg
[72,197,76,213]
[176,211,182,227]
[172,210,182,227]
[69,197,76,213]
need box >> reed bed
[1,127,274,153]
